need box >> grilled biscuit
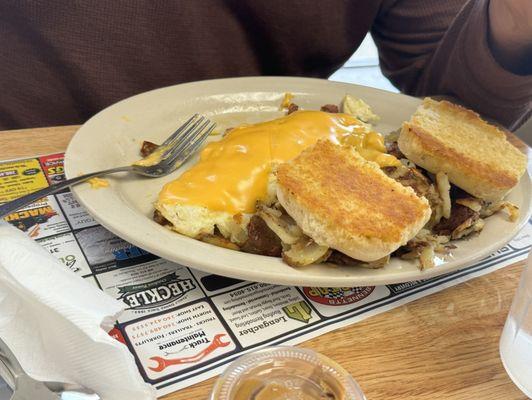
[398,98,527,202]
[276,139,431,261]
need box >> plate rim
[65,76,532,286]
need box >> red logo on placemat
[148,333,230,372]
[109,327,126,344]
[39,153,65,184]
[303,287,374,306]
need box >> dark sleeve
[372,0,532,130]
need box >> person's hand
[489,0,532,74]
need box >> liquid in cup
[500,250,532,398]
[210,346,366,400]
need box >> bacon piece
[140,140,159,157]
[241,215,283,257]
[287,103,299,114]
[320,104,339,113]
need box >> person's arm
[372,0,532,130]
[488,0,532,75]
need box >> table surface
[0,125,529,400]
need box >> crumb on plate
[87,177,109,189]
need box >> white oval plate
[65,77,531,286]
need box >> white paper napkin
[0,222,156,400]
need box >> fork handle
[0,166,132,219]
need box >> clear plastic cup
[210,346,365,400]
[500,249,532,397]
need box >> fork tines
[160,116,215,165]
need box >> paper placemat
[1,153,530,397]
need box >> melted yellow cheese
[133,144,171,167]
[280,92,294,109]
[158,110,399,214]
[87,177,109,189]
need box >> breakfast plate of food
[64,77,530,286]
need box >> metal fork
[0,114,215,218]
